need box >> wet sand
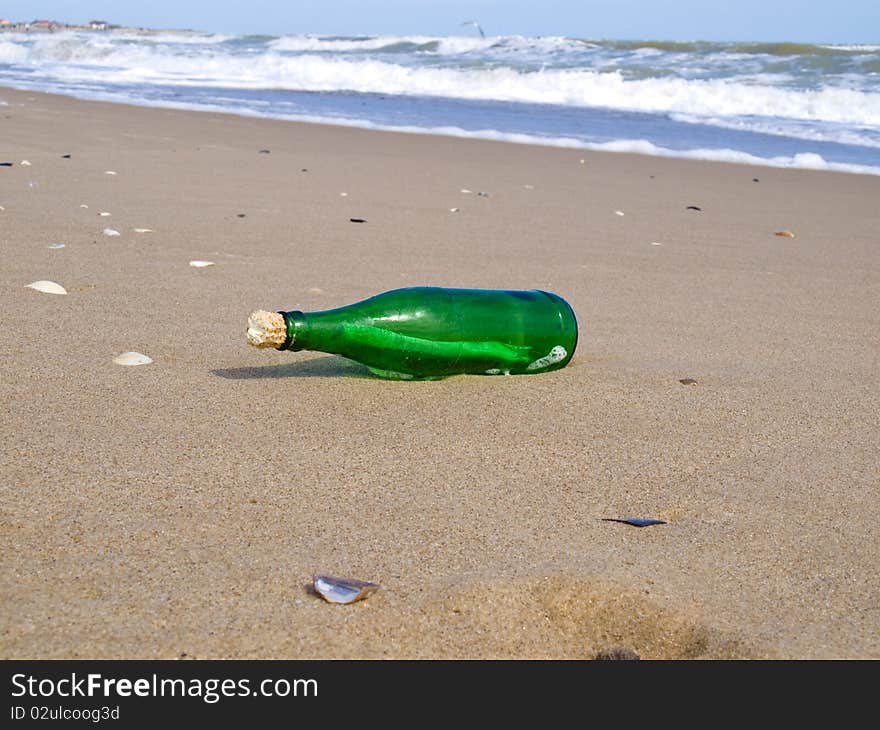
[1,86,878,659]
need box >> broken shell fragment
[775,230,796,238]
[189,260,215,267]
[312,574,379,604]
[20,160,31,166]
[103,228,120,236]
[679,378,698,385]
[615,210,625,216]
[113,351,153,366]
[104,170,117,175]
[48,243,66,249]
[25,280,67,295]
[133,228,154,233]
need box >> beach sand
[1,87,878,659]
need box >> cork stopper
[247,310,287,348]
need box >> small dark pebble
[258,149,270,154]
[62,154,71,159]
[595,646,641,661]
[679,378,698,385]
[601,518,666,528]
[686,205,702,211]
[301,168,308,172]
[477,191,490,197]
[0,162,12,167]
[350,217,367,223]
[237,213,246,218]
[753,178,760,182]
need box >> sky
[2,1,879,43]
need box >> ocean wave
[10,40,878,127]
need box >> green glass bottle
[247,287,578,379]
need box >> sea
[1,29,879,175]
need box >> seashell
[340,192,348,197]
[103,228,120,236]
[477,191,490,197]
[113,351,153,366]
[133,228,154,233]
[104,170,117,175]
[679,378,698,385]
[189,260,215,267]
[25,280,67,295]
[650,241,663,246]
[615,210,625,216]
[579,158,586,164]
[775,230,795,238]
[523,184,534,189]
[312,574,379,604]
[99,211,111,216]
[79,204,89,208]
[449,207,460,213]
[460,188,472,194]
[20,160,31,166]
[48,243,66,249]
[601,517,666,528]
[0,206,5,211]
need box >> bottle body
[277,287,577,379]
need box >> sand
[1,87,878,659]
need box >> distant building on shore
[0,19,13,27]
[88,20,108,30]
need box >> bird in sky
[460,20,485,38]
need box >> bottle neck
[280,310,308,351]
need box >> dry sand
[1,87,878,659]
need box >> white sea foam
[6,37,877,128]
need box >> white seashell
[449,207,460,212]
[189,260,215,267]
[99,211,111,216]
[460,188,472,194]
[48,243,66,249]
[104,170,117,175]
[113,351,153,366]
[312,574,379,604]
[103,228,120,236]
[20,160,31,166]
[650,241,663,246]
[615,210,625,216]
[340,192,348,197]
[0,206,5,211]
[25,280,67,295]
[579,159,586,164]
[80,204,89,208]
[133,228,154,233]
